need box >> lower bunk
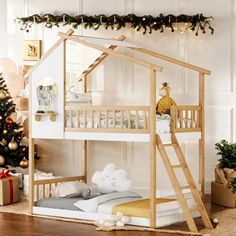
[31,175,200,228]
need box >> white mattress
[33,191,200,228]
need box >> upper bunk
[25,29,211,143]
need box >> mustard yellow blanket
[112,198,176,218]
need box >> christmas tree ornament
[0,90,6,99]
[0,73,32,167]
[20,157,29,168]
[8,139,18,151]
[0,155,5,166]
[6,117,14,125]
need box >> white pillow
[51,181,89,198]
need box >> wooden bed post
[150,69,157,228]
[82,76,88,183]
[29,75,35,214]
[199,72,205,201]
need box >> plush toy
[156,82,176,115]
[96,211,130,228]
[91,163,132,193]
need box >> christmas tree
[0,73,28,167]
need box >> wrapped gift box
[11,172,23,189]
[0,176,20,206]
[211,181,236,208]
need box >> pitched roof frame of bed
[26,29,212,232]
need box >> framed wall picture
[23,40,41,61]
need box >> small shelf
[34,112,57,122]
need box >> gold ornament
[0,90,6,99]
[20,157,29,169]
[8,139,18,151]
[0,155,5,166]
[3,129,7,134]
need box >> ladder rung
[172,164,186,168]
[180,185,193,190]
[189,206,202,212]
[163,143,174,147]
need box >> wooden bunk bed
[26,29,213,233]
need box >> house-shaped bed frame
[26,29,213,233]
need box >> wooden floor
[0,196,220,236]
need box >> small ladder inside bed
[156,133,213,233]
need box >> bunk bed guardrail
[65,105,150,133]
[64,104,202,134]
[34,176,85,201]
[170,105,201,133]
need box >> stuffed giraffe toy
[156,82,176,115]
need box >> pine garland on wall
[15,13,214,35]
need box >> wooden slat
[77,110,80,128]
[34,176,84,185]
[136,111,139,129]
[80,35,126,78]
[199,72,205,201]
[172,128,201,132]
[82,140,87,183]
[179,110,183,128]
[130,47,211,75]
[43,184,46,199]
[185,110,188,128]
[143,111,147,129]
[49,184,52,197]
[91,111,94,128]
[36,185,39,201]
[128,111,131,129]
[149,69,156,228]
[59,32,163,72]
[191,110,194,128]
[98,111,101,128]
[65,105,150,111]
[170,105,201,111]
[28,71,35,212]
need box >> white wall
[0,0,235,193]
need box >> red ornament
[26,29,29,33]
[6,118,13,125]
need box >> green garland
[15,13,214,35]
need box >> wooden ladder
[156,133,213,232]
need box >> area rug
[200,208,236,236]
[1,199,235,235]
